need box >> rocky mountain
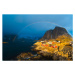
[41,26,72,40]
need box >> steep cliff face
[41,26,71,40]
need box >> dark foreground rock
[17,52,33,60]
[17,52,43,60]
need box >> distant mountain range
[3,26,72,42]
[3,34,43,42]
[17,34,43,40]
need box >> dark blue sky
[3,14,73,36]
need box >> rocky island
[17,26,73,61]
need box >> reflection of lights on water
[3,42,8,44]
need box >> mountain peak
[41,26,71,40]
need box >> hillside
[32,26,73,60]
[41,26,72,40]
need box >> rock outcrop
[41,26,71,40]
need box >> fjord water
[3,39,36,60]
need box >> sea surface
[3,40,36,60]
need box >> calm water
[3,40,36,60]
